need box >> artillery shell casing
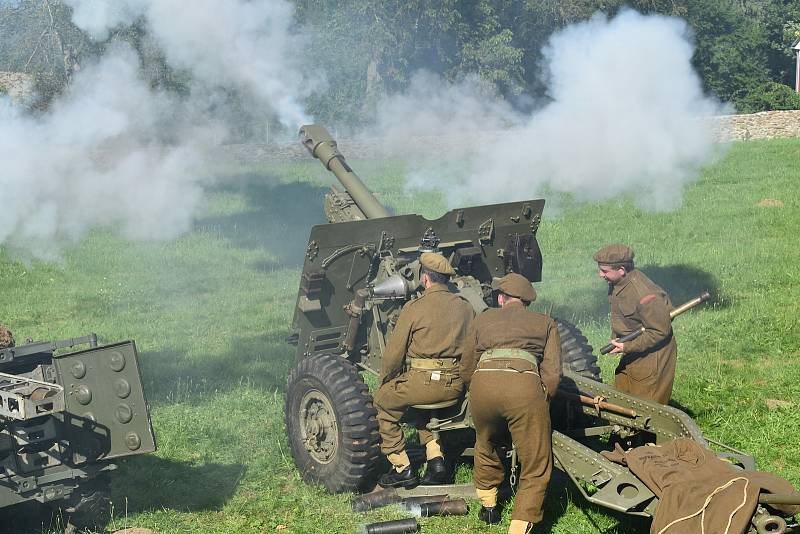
[415,498,469,516]
[364,518,419,533]
[400,494,449,507]
[351,488,400,512]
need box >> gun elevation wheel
[285,353,381,493]
[555,318,601,382]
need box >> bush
[737,81,800,113]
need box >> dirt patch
[765,399,793,410]
[757,198,784,207]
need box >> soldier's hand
[609,339,625,354]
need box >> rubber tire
[555,318,602,382]
[285,354,382,493]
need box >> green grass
[1,138,799,533]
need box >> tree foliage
[1,0,799,123]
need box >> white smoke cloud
[64,0,315,128]
[65,0,145,40]
[377,10,728,212]
[0,45,214,259]
[2,0,316,259]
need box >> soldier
[594,244,677,404]
[463,273,562,534]
[0,324,14,349]
[372,252,474,488]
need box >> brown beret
[593,244,634,266]
[420,252,455,275]
[498,273,537,302]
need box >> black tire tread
[555,318,602,382]
[284,354,381,493]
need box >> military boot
[478,505,502,524]
[378,467,419,489]
[379,451,419,489]
[420,456,449,485]
[476,487,501,524]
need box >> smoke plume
[2,0,315,258]
[0,46,216,258]
[64,0,316,129]
[376,10,728,212]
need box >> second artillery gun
[0,333,155,530]
[284,125,798,533]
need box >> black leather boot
[478,505,502,524]
[420,456,449,485]
[378,467,419,489]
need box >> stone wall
[0,71,34,102]
[705,110,800,141]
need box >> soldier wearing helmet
[594,244,677,404]
[462,273,562,534]
[373,252,474,488]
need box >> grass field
[1,137,799,533]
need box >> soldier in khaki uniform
[594,244,677,404]
[462,273,562,534]
[373,252,474,488]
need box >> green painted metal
[0,336,154,511]
[286,125,797,532]
[300,124,390,220]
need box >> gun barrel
[299,124,390,220]
[599,291,712,355]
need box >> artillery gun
[0,334,155,530]
[284,125,798,532]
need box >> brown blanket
[602,438,799,534]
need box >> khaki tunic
[372,284,474,456]
[464,302,562,524]
[608,269,676,404]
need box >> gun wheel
[555,318,602,382]
[285,353,381,493]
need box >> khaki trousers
[470,367,552,524]
[373,368,463,456]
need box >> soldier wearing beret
[461,273,562,534]
[594,244,677,404]
[373,252,475,488]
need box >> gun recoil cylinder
[364,518,419,533]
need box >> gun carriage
[284,125,798,533]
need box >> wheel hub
[299,389,338,464]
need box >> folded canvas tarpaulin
[601,437,799,534]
